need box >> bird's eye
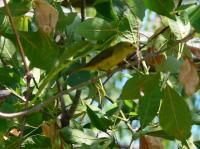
[129,44,133,47]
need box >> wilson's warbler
[75,42,135,72]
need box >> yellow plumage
[78,42,135,71]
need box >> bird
[71,42,136,73]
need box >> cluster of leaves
[0,0,200,148]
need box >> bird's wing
[84,47,115,67]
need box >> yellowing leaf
[140,135,164,149]
[179,58,199,96]
[42,121,58,144]
[33,0,58,33]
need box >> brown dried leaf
[33,0,58,33]
[42,121,58,144]
[187,45,200,58]
[179,58,199,96]
[140,135,164,149]
[9,128,21,137]
[146,47,165,66]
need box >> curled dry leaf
[179,58,199,96]
[33,0,58,33]
[9,128,21,137]
[42,121,58,144]
[187,45,200,59]
[146,47,165,66]
[140,135,164,149]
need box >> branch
[61,90,81,127]
[0,72,110,119]
[0,45,176,119]
[2,0,30,78]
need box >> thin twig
[62,90,81,126]
[2,1,31,148]
[177,0,183,8]
[2,0,30,77]
[0,47,170,119]
[0,72,110,118]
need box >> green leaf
[75,18,116,41]
[57,11,78,30]
[159,86,192,140]
[20,31,60,71]
[94,0,117,21]
[105,103,119,117]
[0,0,31,16]
[118,12,137,42]
[126,0,146,20]
[0,14,8,34]
[120,73,142,100]
[67,71,94,87]
[122,100,137,114]
[121,73,162,127]
[187,5,200,33]
[86,105,112,132]
[23,135,52,149]
[156,56,182,73]
[194,140,200,148]
[60,127,96,145]
[26,113,43,127]
[138,74,162,128]
[0,37,17,65]
[80,138,115,149]
[145,127,175,140]
[143,0,175,18]
[121,73,161,99]
[0,119,10,137]
[168,14,190,40]
[0,67,20,87]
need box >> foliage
[0,0,200,148]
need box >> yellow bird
[76,42,136,72]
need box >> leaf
[187,5,200,33]
[9,128,20,137]
[128,0,145,20]
[187,45,200,58]
[13,16,29,32]
[159,86,192,140]
[156,56,182,73]
[34,0,58,33]
[75,18,116,41]
[57,12,77,30]
[139,93,161,128]
[86,105,112,132]
[67,70,94,87]
[138,74,162,128]
[168,14,190,40]
[179,57,199,96]
[60,127,96,145]
[42,122,58,145]
[146,127,175,140]
[0,119,10,136]
[0,36,17,65]
[143,0,175,18]
[120,73,143,100]
[20,31,60,71]
[23,135,52,149]
[0,14,8,34]
[0,67,20,87]
[121,73,161,127]
[0,0,32,16]
[26,113,43,127]
[140,135,164,149]
[94,0,117,21]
